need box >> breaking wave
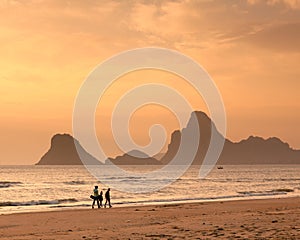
[0,198,78,207]
[237,188,294,197]
[63,180,86,185]
[0,181,22,188]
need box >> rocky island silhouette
[36,111,300,165]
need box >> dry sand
[0,197,299,239]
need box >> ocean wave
[203,178,253,183]
[262,178,300,182]
[111,194,276,206]
[272,188,294,192]
[202,178,300,183]
[0,181,22,188]
[237,188,294,196]
[101,176,145,181]
[0,198,78,207]
[119,178,176,183]
[63,181,86,185]
[49,204,90,208]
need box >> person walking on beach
[99,191,103,207]
[104,188,112,208]
[92,186,100,209]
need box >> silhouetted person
[92,186,100,209]
[104,188,112,208]
[99,191,103,207]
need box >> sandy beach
[0,197,299,239]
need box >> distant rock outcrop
[160,111,300,165]
[36,134,101,165]
[220,135,300,164]
[37,112,300,165]
[105,150,161,165]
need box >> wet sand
[0,197,299,239]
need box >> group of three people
[91,186,112,209]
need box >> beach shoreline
[0,197,299,239]
[0,192,298,216]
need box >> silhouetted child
[104,188,112,208]
[99,191,103,207]
[91,186,100,209]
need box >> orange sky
[1,0,300,164]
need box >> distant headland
[36,134,101,165]
[36,111,300,165]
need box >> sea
[0,165,300,215]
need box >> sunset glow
[1,0,299,164]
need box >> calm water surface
[0,165,299,214]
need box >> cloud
[245,22,300,51]
[1,0,299,53]
[247,0,300,9]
